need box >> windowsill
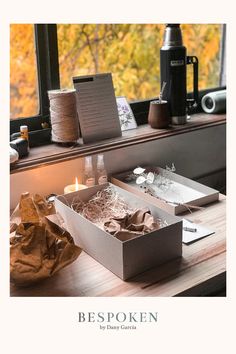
[10,113,226,174]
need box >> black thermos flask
[160,24,199,124]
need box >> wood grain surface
[11,113,226,173]
[10,195,226,297]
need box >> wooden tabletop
[10,195,226,297]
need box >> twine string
[48,89,79,143]
[69,186,167,230]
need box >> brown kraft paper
[10,193,82,286]
[104,207,161,241]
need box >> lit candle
[64,177,87,194]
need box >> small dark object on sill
[10,138,29,158]
[11,128,52,148]
[148,100,170,129]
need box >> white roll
[10,146,19,164]
[201,90,226,114]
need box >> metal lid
[166,24,180,27]
[162,24,183,48]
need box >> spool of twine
[48,89,79,143]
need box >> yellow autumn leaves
[10,24,221,119]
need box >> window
[10,23,225,141]
[10,24,39,119]
[57,24,222,100]
[183,24,222,91]
[10,24,60,136]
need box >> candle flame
[75,177,79,191]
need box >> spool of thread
[48,89,79,143]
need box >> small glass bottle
[20,125,29,152]
[84,156,95,187]
[20,125,29,141]
[97,154,108,185]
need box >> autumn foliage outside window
[10,24,222,120]
[10,24,39,119]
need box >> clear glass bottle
[84,156,95,187]
[97,154,108,185]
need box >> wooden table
[10,195,226,297]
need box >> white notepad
[73,73,122,144]
[182,218,215,244]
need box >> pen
[183,226,197,233]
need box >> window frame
[10,23,226,144]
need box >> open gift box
[55,183,182,280]
[111,167,219,215]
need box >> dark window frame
[10,24,226,145]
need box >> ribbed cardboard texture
[55,183,182,280]
[111,167,219,215]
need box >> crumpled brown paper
[10,193,82,286]
[104,207,161,241]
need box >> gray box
[55,183,182,280]
[111,167,219,215]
